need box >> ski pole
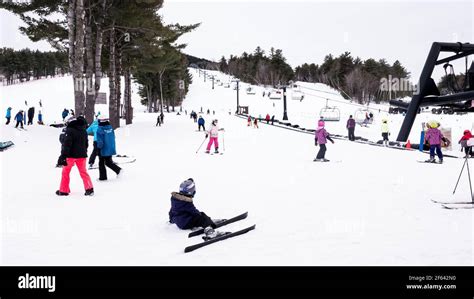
[453,157,468,194]
[222,131,225,152]
[196,136,207,153]
[465,158,473,201]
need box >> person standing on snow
[205,119,224,154]
[14,110,24,129]
[38,110,44,125]
[27,106,35,125]
[96,115,122,180]
[381,119,390,146]
[5,107,12,125]
[314,119,334,162]
[87,118,100,168]
[247,115,252,126]
[458,129,473,158]
[56,115,94,196]
[346,115,356,141]
[169,178,217,232]
[253,118,259,128]
[424,121,448,163]
[198,115,205,131]
[265,114,270,124]
[271,115,275,125]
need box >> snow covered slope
[0,71,473,266]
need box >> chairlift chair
[269,90,282,100]
[246,87,256,95]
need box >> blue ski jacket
[198,117,205,125]
[96,122,117,156]
[87,120,99,141]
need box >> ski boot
[202,227,228,241]
[88,163,94,170]
[84,188,94,196]
[56,190,69,196]
[205,150,210,154]
[214,148,219,154]
[425,157,436,163]
[438,159,443,164]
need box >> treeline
[1,0,197,127]
[218,47,294,87]
[294,52,411,104]
[216,47,412,104]
[0,48,69,85]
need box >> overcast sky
[1,0,473,81]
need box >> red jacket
[459,130,473,142]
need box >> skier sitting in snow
[169,178,217,231]
[314,120,334,162]
[205,119,224,154]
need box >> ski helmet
[179,178,196,197]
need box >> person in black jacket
[169,178,217,231]
[27,106,35,125]
[56,116,94,196]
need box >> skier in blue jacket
[5,107,12,125]
[197,115,205,131]
[96,116,121,180]
[86,119,99,168]
[169,178,217,231]
[14,110,24,128]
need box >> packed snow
[0,69,473,265]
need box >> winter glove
[315,139,318,146]
[331,140,335,144]
[205,134,209,138]
[57,155,67,166]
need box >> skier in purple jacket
[314,120,334,162]
[424,122,448,163]
[346,115,356,141]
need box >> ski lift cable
[297,84,341,96]
[298,89,390,113]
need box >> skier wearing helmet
[205,119,224,154]
[169,178,217,230]
[424,121,448,163]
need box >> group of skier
[55,113,122,196]
[5,105,43,128]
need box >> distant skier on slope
[14,110,24,129]
[27,106,35,125]
[314,119,334,162]
[5,107,12,125]
[62,109,69,121]
[247,115,252,126]
[381,119,390,146]
[205,119,224,154]
[169,178,219,237]
[346,115,356,141]
[198,115,205,131]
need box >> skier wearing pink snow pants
[205,119,224,154]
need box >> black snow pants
[316,144,327,159]
[88,141,99,165]
[348,127,355,141]
[187,212,216,229]
[98,156,122,180]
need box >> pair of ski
[417,160,443,164]
[184,212,255,253]
[431,199,474,210]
